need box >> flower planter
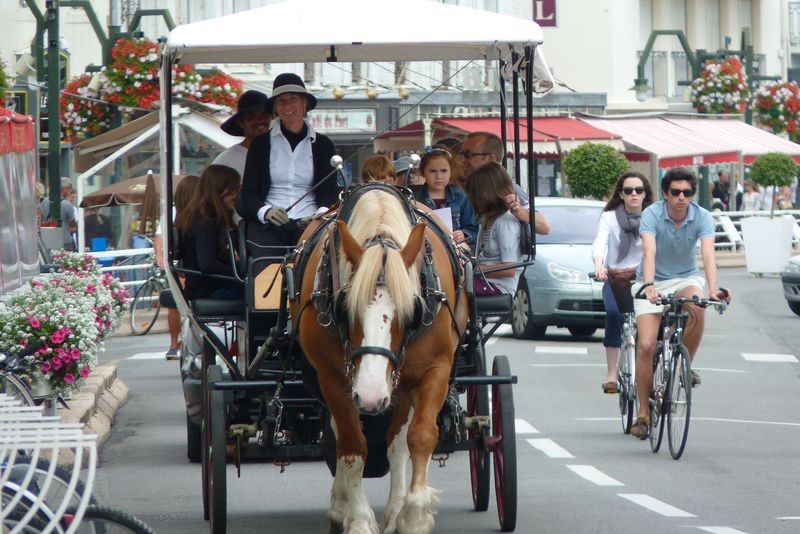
[740,215,796,274]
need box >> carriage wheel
[491,355,517,532]
[467,343,490,511]
[207,364,227,534]
[200,339,214,520]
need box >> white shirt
[212,144,248,181]
[741,191,763,212]
[591,210,643,269]
[256,120,319,222]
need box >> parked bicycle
[0,342,45,407]
[634,287,728,459]
[129,257,167,336]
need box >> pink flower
[27,316,41,328]
[40,362,52,374]
[71,348,81,361]
[64,373,75,384]
[80,366,91,378]
[86,284,96,293]
[50,331,65,344]
[52,356,62,369]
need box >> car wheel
[789,301,800,317]
[568,326,597,337]
[512,286,547,339]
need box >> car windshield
[536,205,603,245]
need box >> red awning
[374,116,623,158]
[582,117,741,169]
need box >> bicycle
[616,310,637,434]
[635,286,728,459]
[0,342,46,407]
[129,258,167,336]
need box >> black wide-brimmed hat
[220,90,269,136]
[266,72,318,113]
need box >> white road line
[566,465,623,486]
[741,353,798,363]
[127,352,167,360]
[530,363,605,367]
[526,438,574,458]
[534,346,589,355]
[486,337,498,345]
[692,367,748,373]
[576,416,800,427]
[515,419,539,434]
[617,493,696,517]
[494,324,512,335]
[696,528,748,534]
[776,516,800,520]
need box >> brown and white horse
[290,188,467,533]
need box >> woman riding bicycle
[592,172,654,394]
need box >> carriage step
[465,415,490,430]
[453,375,517,386]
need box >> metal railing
[710,210,800,251]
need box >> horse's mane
[341,190,421,325]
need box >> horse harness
[290,185,464,388]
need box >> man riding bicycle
[630,168,733,439]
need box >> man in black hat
[213,90,272,180]
[238,72,339,256]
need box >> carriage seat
[475,294,513,315]
[158,288,245,321]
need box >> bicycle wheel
[65,504,154,533]
[648,343,665,453]
[667,345,692,460]
[617,338,635,434]
[13,455,97,511]
[0,372,35,407]
[130,279,162,336]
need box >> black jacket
[238,128,339,222]
[181,216,235,300]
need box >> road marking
[128,352,167,360]
[617,493,695,517]
[486,337,498,345]
[566,465,623,486]
[515,419,539,434]
[696,528,748,534]
[530,363,605,367]
[534,346,588,355]
[494,324,512,335]
[577,416,800,427]
[692,367,747,373]
[776,516,800,520]
[741,353,798,363]
[526,438,574,458]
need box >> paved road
[95,267,800,533]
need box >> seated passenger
[175,165,243,301]
[361,155,396,185]
[464,162,523,296]
[413,149,478,248]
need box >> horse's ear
[337,220,363,267]
[400,222,426,269]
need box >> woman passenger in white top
[592,172,655,394]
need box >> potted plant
[740,152,798,274]
[690,56,750,115]
[561,143,629,200]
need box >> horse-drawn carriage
[158,1,553,532]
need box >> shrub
[748,152,798,217]
[561,143,629,200]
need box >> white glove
[264,207,290,226]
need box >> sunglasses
[669,188,695,198]
[461,150,491,159]
[622,187,645,195]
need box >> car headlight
[547,261,591,284]
[785,261,800,274]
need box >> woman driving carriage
[465,162,524,296]
[237,73,341,257]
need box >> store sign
[533,0,557,27]
[309,109,376,133]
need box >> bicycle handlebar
[634,287,728,314]
[0,340,46,366]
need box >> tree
[748,152,798,218]
[0,54,8,106]
[561,143,629,200]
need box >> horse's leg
[396,368,450,534]
[382,395,412,534]
[323,383,379,534]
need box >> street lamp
[633,77,649,102]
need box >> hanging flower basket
[752,81,800,142]
[60,74,112,143]
[690,56,750,114]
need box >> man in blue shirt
[630,168,733,439]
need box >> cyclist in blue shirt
[629,168,733,439]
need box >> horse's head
[336,217,426,414]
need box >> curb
[52,364,129,468]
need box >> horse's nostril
[352,392,360,405]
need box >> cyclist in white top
[592,172,655,394]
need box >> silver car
[511,197,606,339]
[781,254,800,317]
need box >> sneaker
[165,348,179,360]
[691,370,701,387]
